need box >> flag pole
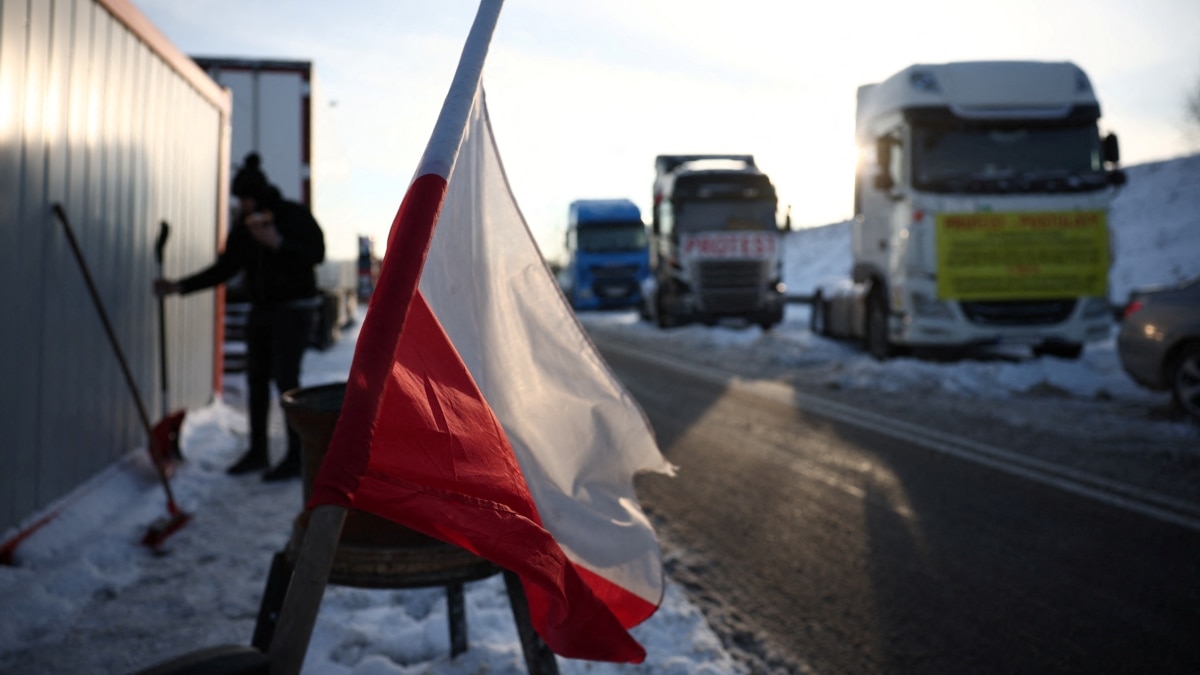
[416,0,504,182]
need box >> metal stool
[250,382,558,673]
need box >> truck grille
[695,260,766,287]
[959,299,1076,325]
[695,260,769,313]
[589,263,639,280]
[585,263,641,303]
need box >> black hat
[232,152,274,203]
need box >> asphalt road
[594,338,1200,675]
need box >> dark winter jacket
[179,200,325,309]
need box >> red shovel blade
[150,409,187,476]
[141,506,192,549]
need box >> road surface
[593,335,1200,674]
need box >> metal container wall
[0,0,232,535]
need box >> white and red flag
[307,0,674,663]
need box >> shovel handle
[155,221,170,409]
[154,220,169,265]
[52,204,179,507]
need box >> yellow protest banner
[936,211,1109,300]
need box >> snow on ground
[0,317,743,675]
[1,153,1198,674]
[1108,153,1200,302]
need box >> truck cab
[816,61,1125,359]
[649,155,786,329]
[564,199,650,310]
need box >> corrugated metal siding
[0,0,231,535]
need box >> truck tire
[1033,341,1083,360]
[654,287,678,329]
[1168,342,1200,422]
[865,289,892,360]
[809,292,827,336]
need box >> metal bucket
[280,382,499,589]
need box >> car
[1116,275,1200,422]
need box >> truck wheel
[758,305,783,331]
[1033,341,1084,360]
[654,288,678,329]
[809,292,826,336]
[865,290,892,360]
[1168,342,1200,422]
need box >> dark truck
[646,154,786,329]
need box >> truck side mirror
[873,138,895,192]
[1102,133,1124,186]
[1102,133,1120,164]
[875,137,891,170]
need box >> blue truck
[564,199,651,310]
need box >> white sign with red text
[680,231,779,261]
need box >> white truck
[647,154,786,329]
[811,61,1126,359]
[192,57,315,207]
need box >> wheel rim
[1174,351,1200,419]
[867,296,888,357]
[655,289,672,328]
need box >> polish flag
[307,0,674,663]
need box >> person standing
[155,153,325,481]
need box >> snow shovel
[51,203,192,548]
[153,220,186,466]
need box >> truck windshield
[577,223,647,253]
[672,200,777,234]
[912,124,1106,194]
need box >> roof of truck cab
[569,199,643,224]
[655,154,755,175]
[855,61,1100,140]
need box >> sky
[1,150,1197,675]
[131,0,1200,263]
